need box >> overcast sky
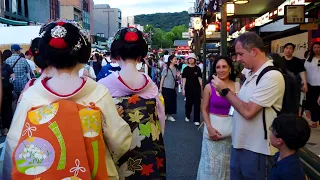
[93,0,192,17]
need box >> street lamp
[233,0,249,5]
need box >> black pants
[1,92,13,129]
[306,84,320,122]
[162,87,177,115]
[185,89,201,122]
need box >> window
[5,0,9,12]
[17,0,22,15]
[97,33,105,37]
[118,11,121,19]
[118,23,121,29]
[24,0,28,17]
[12,0,17,14]
[74,14,79,22]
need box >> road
[164,94,203,180]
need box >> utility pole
[220,0,227,56]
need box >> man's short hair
[284,43,296,50]
[234,32,265,52]
[271,114,311,150]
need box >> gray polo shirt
[162,67,177,89]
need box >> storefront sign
[300,23,318,30]
[269,9,278,20]
[191,17,202,30]
[182,32,190,38]
[207,32,221,39]
[278,1,290,16]
[284,5,305,24]
[271,32,308,59]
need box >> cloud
[93,0,191,16]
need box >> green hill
[134,11,189,32]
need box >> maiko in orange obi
[12,100,108,180]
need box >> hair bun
[49,23,68,49]
[124,32,139,42]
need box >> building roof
[0,26,41,45]
[174,40,189,47]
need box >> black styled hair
[39,21,91,69]
[166,55,176,67]
[284,43,296,50]
[208,56,235,84]
[2,50,12,62]
[304,50,311,59]
[270,114,310,150]
[164,50,169,55]
[30,37,47,70]
[111,27,147,61]
[307,41,320,62]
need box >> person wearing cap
[5,44,32,98]
[182,53,202,126]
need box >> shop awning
[0,17,28,26]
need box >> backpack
[113,95,166,180]
[1,64,13,94]
[11,100,108,179]
[256,66,300,140]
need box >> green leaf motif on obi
[139,122,151,138]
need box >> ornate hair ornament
[48,21,68,49]
[124,27,139,42]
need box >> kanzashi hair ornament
[49,24,68,49]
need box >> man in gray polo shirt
[212,32,285,179]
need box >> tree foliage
[135,11,189,32]
[144,24,188,49]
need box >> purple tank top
[209,83,231,115]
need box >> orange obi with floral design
[11,100,108,180]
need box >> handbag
[168,68,178,88]
[204,114,232,139]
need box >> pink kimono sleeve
[155,96,166,134]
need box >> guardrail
[298,147,320,180]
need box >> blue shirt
[269,152,305,180]
[97,63,121,81]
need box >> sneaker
[185,117,190,122]
[194,122,200,126]
[167,116,176,122]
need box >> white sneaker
[194,122,200,126]
[167,116,176,122]
[185,117,190,122]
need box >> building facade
[28,0,50,23]
[60,0,93,32]
[93,4,122,38]
[122,16,134,27]
[3,0,29,21]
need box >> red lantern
[227,27,230,32]
[227,22,230,26]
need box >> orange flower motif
[128,95,141,104]
[156,157,164,169]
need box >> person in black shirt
[283,43,308,92]
[182,53,202,126]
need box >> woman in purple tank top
[197,57,236,180]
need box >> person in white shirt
[25,51,37,76]
[212,32,285,180]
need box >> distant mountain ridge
[134,11,189,32]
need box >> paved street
[164,94,203,180]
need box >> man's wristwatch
[220,88,230,97]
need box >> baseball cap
[11,44,22,51]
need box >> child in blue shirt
[269,114,311,180]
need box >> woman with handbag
[160,55,178,122]
[197,56,235,180]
